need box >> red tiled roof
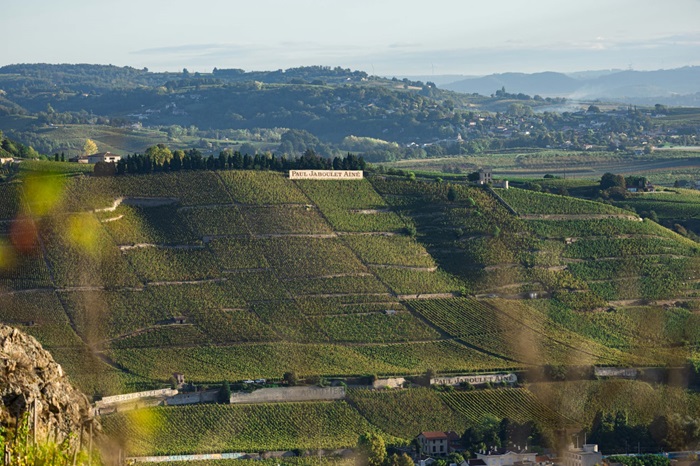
[420,431,449,440]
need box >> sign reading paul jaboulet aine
[289,170,363,180]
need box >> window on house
[433,446,436,453]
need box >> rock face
[0,325,96,443]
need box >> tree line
[99,144,366,176]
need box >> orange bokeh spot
[10,215,38,254]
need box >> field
[379,149,700,184]
[102,401,385,456]
[409,298,661,366]
[24,124,181,156]
[101,385,583,458]
[109,340,514,382]
[440,388,575,428]
[528,380,700,427]
[219,171,309,205]
[347,387,471,439]
[295,179,407,232]
[498,187,629,215]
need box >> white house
[476,449,537,466]
[87,152,121,164]
[563,444,602,466]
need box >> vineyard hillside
[3,167,700,459]
[0,169,698,397]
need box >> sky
[2,0,700,77]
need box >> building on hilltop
[478,168,493,185]
[475,168,509,188]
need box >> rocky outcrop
[0,325,96,443]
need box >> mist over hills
[440,66,700,105]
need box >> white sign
[431,373,517,386]
[289,170,363,180]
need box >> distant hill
[443,66,700,104]
[443,71,580,97]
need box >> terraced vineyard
[296,179,407,232]
[102,401,387,456]
[616,189,700,220]
[98,204,198,245]
[440,388,576,428]
[4,167,700,459]
[347,387,470,440]
[219,171,309,205]
[0,183,21,220]
[410,298,658,366]
[527,380,700,427]
[0,169,698,406]
[530,300,700,358]
[498,187,632,215]
[110,340,514,382]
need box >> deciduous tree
[82,138,98,156]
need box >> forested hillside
[6,64,697,166]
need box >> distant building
[416,431,463,455]
[69,154,90,163]
[478,168,493,185]
[563,444,602,466]
[475,449,537,466]
[0,157,13,165]
[418,432,449,456]
[172,372,185,388]
[71,152,121,164]
[87,152,121,164]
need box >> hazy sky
[2,0,700,76]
